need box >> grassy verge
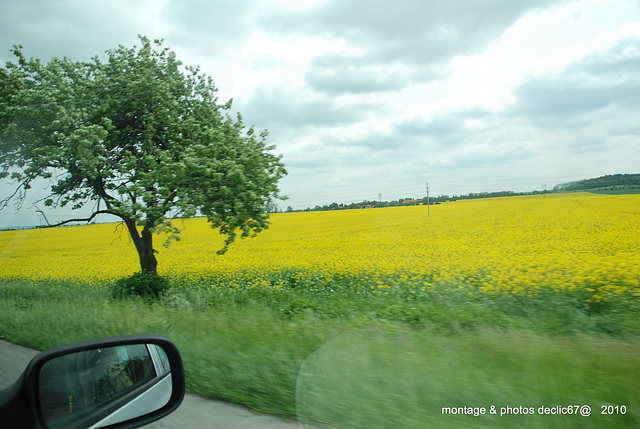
[298,327,639,428]
[1,276,639,428]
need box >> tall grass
[1,277,638,427]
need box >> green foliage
[0,36,286,272]
[111,271,169,301]
[280,298,319,318]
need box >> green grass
[297,327,639,428]
[1,276,639,428]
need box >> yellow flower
[1,193,638,304]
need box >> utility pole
[425,182,430,217]
[378,193,382,204]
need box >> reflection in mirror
[38,343,172,429]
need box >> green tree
[0,36,286,274]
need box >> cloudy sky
[1,0,639,226]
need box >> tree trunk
[124,219,158,275]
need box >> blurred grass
[1,277,639,427]
[297,327,639,428]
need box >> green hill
[553,174,640,194]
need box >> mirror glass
[38,343,172,429]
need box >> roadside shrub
[112,271,169,301]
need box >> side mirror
[0,335,185,429]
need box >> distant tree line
[553,174,640,192]
[287,174,640,213]
[287,191,532,212]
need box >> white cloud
[1,0,639,224]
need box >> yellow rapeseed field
[1,193,638,302]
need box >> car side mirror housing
[0,335,185,429]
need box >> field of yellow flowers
[1,192,638,303]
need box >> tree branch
[37,210,118,228]
[0,178,30,210]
